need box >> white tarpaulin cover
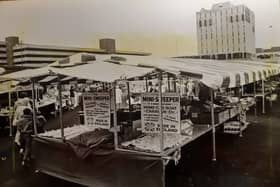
[51,61,156,83]
[0,67,51,81]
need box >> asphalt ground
[0,102,280,187]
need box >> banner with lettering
[141,93,180,133]
[83,92,111,129]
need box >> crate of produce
[224,121,241,134]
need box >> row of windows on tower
[199,14,250,27]
[200,37,245,54]
[200,33,246,54]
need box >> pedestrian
[17,108,46,166]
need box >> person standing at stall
[115,85,122,108]
[17,108,46,166]
[70,86,75,109]
[13,92,32,146]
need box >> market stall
[32,60,169,187]
[0,67,53,135]
[3,54,279,187]
[28,55,257,187]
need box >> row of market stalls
[1,54,280,187]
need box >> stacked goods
[229,106,240,118]
[223,121,241,134]
[180,119,193,136]
[240,97,255,110]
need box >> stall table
[33,126,165,187]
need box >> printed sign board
[83,92,111,129]
[141,93,180,133]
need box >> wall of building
[0,42,6,64]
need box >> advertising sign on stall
[83,92,111,129]
[141,93,180,133]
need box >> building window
[204,20,207,26]
[230,16,233,23]
[209,19,212,26]
[252,26,255,32]
[236,15,239,22]
[241,14,245,21]
[245,8,251,23]
[199,20,202,27]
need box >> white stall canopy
[38,76,58,84]
[105,55,280,89]
[51,61,156,83]
[0,67,51,81]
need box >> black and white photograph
[0,0,280,187]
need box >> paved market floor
[1,103,280,187]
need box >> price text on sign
[83,92,111,129]
[141,93,180,133]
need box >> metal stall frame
[115,71,219,165]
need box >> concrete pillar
[99,38,116,54]
[5,36,19,67]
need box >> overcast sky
[0,0,279,56]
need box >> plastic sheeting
[32,136,165,187]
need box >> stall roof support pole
[167,74,170,92]
[8,84,12,137]
[32,81,38,135]
[126,81,132,126]
[262,79,265,114]
[58,78,64,140]
[159,72,164,155]
[113,82,118,149]
[210,89,216,161]
[254,81,257,116]
[145,76,148,92]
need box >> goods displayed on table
[224,121,242,134]
[121,133,191,153]
[121,118,194,153]
[240,97,255,110]
[39,125,97,140]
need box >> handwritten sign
[83,92,111,129]
[141,93,180,134]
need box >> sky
[0,0,279,56]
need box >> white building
[196,2,256,60]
